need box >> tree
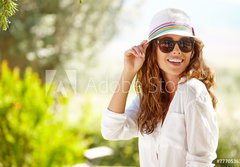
[0,0,123,81]
[0,0,17,31]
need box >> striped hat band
[148,22,195,41]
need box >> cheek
[156,50,165,67]
[184,53,192,65]
[156,55,164,69]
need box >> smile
[167,58,184,63]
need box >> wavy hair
[135,38,217,134]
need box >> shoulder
[184,77,206,92]
[178,77,209,101]
[178,78,215,116]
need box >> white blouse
[101,78,219,167]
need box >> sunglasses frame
[156,37,195,53]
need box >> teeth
[168,58,183,63]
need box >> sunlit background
[0,0,240,166]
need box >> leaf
[0,0,18,31]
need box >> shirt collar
[178,76,186,84]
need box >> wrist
[122,69,136,81]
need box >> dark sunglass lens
[159,38,174,53]
[179,38,194,52]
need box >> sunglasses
[156,37,195,53]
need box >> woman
[101,8,218,167]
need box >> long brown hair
[135,38,217,134]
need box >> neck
[162,74,180,96]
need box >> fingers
[140,40,148,45]
[125,40,149,58]
[132,46,143,56]
[139,40,149,56]
[125,46,142,58]
[125,49,137,57]
[141,40,149,53]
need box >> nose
[172,43,181,55]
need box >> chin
[168,69,185,76]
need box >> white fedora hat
[148,8,198,42]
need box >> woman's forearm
[108,70,135,113]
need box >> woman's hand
[123,40,149,75]
[108,40,149,114]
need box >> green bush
[213,69,240,167]
[0,61,88,167]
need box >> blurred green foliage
[0,61,89,166]
[0,0,123,80]
[213,69,240,167]
[0,0,17,31]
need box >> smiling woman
[101,8,218,167]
